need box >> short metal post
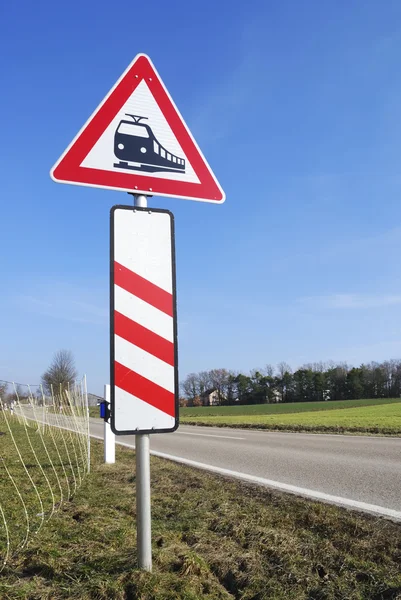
[133,193,152,571]
[104,384,115,464]
[133,194,148,208]
[136,434,152,570]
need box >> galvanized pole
[103,384,115,464]
[133,193,152,572]
[136,432,152,570]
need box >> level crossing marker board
[50,54,225,203]
[110,205,178,435]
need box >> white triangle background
[81,80,200,184]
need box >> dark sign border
[110,204,179,435]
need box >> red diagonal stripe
[115,361,175,417]
[114,311,174,366]
[114,261,173,317]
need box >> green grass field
[90,398,401,421]
[1,437,400,599]
[181,397,401,417]
[181,398,401,435]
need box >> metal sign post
[50,53,225,574]
[136,433,152,570]
[133,194,152,571]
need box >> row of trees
[180,360,401,405]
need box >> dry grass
[0,411,87,566]
[0,438,400,599]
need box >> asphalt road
[89,418,401,520]
[17,407,401,520]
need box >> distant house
[87,393,103,407]
[199,389,224,406]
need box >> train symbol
[113,114,186,174]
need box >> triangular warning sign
[50,54,225,203]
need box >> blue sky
[2,1,401,395]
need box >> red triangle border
[51,54,225,203]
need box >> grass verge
[1,439,400,599]
[0,411,87,565]
[181,402,401,435]
[89,406,100,418]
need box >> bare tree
[6,384,24,404]
[197,371,212,395]
[277,362,292,378]
[0,381,7,400]
[276,362,292,403]
[41,350,78,395]
[209,368,231,404]
[180,373,199,406]
[264,364,275,377]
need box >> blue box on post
[100,401,110,422]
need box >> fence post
[83,375,90,474]
[104,384,115,464]
[42,392,45,434]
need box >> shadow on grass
[0,441,400,600]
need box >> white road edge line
[91,433,401,523]
[149,450,401,523]
[176,431,244,440]
[19,413,401,523]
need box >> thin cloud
[298,293,401,309]
[274,224,401,273]
[188,19,269,144]
[13,282,108,325]
[327,339,401,366]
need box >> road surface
[17,407,401,521]
[89,418,401,521]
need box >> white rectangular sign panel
[110,205,178,435]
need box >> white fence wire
[0,377,90,569]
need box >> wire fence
[0,377,90,570]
